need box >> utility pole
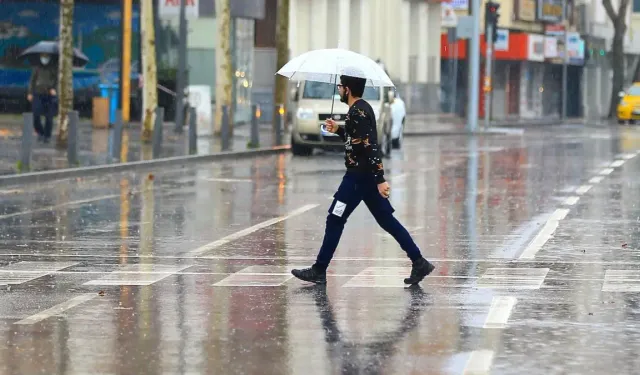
[120,0,132,123]
[174,0,188,133]
[483,2,500,130]
[561,22,568,120]
[466,0,481,132]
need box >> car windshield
[628,86,640,96]
[302,81,381,100]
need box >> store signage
[538,0,564,23]
[528,34,545,61]
[516,0,537,22]
[159,0,199,18]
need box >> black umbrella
[19,40,89,67]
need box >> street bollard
[188,106,197,155]
[112,110,124,162]
[19,112,33,172]
[274,104,284,146]
[152,107,164,159]
[248,104,260,148]
[67,110,79,166]
[221,105,231,151]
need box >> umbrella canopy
[276,48,394,87]
[19,40,90,67]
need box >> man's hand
[49,89,56,96]
[378,181,390,198]
[324,119,338,133]
[27,94,33,102]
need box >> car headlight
[296,108,314,120]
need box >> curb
[0,145,291,187]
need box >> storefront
[440,31,530,119]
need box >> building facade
[285,0,443,114]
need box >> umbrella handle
[330,74,337,115]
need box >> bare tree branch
[618,0,631,28]
[603,0,618,23]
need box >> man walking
[291,73,435,285]
[27,53,57,143]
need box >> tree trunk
[273,0,290,132]
[141,0,157,142]
[56,0,74,149]
[609,31,626,118]
[214,0,232,135]
[603,0,630,118]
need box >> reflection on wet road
[1,125,640,374]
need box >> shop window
[634,0,640,13]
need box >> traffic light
[484,1,500,43]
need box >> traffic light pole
[484,23,493,130]
[561,26,568,120]
[467,0,481,132]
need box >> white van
[289,80,394,156]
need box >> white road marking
[589,176,604,184]
[563,196,580,206]
[83,264,190,286]
[610,160,625,168]
[575,185,592,195]
[602,270,640,292]
[463,350,494,374]
[599,168,614,175]
[187,204,320,256]
[15,293,97,325]
[213,273,293,287]
[477,268,549,289]
[519,209,569,259]
[483,296,517,329]
[0,261,78,285]
[204,177,253,183]
[342,267,412,288]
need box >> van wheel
[291,135,313,156]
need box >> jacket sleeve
[28,68,37,95]
[350,108,386,184]
[335,126,346,141]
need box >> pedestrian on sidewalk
[291,73,435,285]
[27,53,58,143]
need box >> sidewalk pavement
[0,120,289,175]
[404,113,589,134]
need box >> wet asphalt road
[1,124,640,374]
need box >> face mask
[40,56,50,65]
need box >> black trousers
[33,94,55,138]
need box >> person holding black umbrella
[27,53,58,143]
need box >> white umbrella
[276,48,394,88]
[276,49,394,136]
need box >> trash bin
[98,83,119,124]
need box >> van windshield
[628,86,640,96]
[302,81,381,101]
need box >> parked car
[289,80,394,157]
[617,83,640,124]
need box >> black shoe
[43,137,50,144]
[37,135,44,143]
[404,258,435,285]
[291,266,327,284]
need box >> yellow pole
[121,0,132,123]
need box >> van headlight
[296,108,314,120]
